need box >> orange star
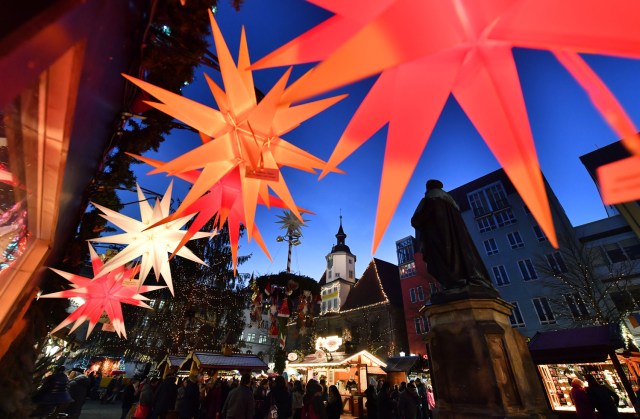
[254,0,640,251]
[123,10,344,246]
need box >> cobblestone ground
[78,399,123,419]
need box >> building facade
[287,220,408,357]
[395,236,437,355]
[447,169,579,337]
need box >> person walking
[65,368,91,419]
[291,380,304,419]
[364,379,377,419]
[585,375,620,419]
[33,365,75,418]
[179,374,201,419]
[378,382,395,419]
[221,373,255,419]
[121,377,141,419]
[150,374,178,419]
[570,378,597,419]
[302,380,327,419]
[326,385,343,419]
[270,376,292,419]
[398,383,420,419]
[425,386,435,418]
[254,378,270,419]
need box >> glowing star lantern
[254,0,640,251]
[122,10,345,246]
[40,244,165,338]
[128,154,312,273]
[89,182,214,295]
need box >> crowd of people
[570,376,621,419]
[32,366,435,419]
[121,373,435,419]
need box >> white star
[89,182,215,295]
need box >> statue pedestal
[424,295,551,418]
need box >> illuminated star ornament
[89,182,214,295]
[129,155,311,272]
[40,244,165,338]
[123,10,344,262]
[254,0,640,251]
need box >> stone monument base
[424,291,552,418]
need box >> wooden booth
[156,354,186,379]
[288,350,387,417]
[179,350,268,379]
[529,324,639,417]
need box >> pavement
[77,399,358,419]
[78,399,123,419]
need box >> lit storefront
[529,325,639,416]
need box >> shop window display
[538,359,636,413]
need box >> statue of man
[411,179,495,291]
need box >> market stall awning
[288,350,387,369]
[180,351,268,372]
[384,356,420,373]
[528,324,625,364]
[367,366,387,375]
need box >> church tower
[320,215,357,314]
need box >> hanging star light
[254,0,640,252]
[89,182,214,295]
[128,154,312,272]
[40,244,165,338]
[122,10,344,249]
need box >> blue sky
[127,0,640,281]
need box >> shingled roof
[340,258,402,311]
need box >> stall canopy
[288,350,387,372]
[528,324,626,364]
[384,356,420,373]
[156,354,186,377]
[179,351,268,373]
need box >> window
[468,182,514,232]
[396,237,415,265]
[483,238,499,256]
[327,300,333,310]
[333,286,338,293]
[509,302,525,327]
[518,259,538,281]
[564,293,589,320]
[258,334,267,344]
[492,265,510,286]
[335,272,341,278]
[429,283,438,295]
[506,231,524,249]
[328,271,332,279]
[602,239,640,263]
[414,317,426,335]
[399,262,416,279]
[247,333,256,342]
[349,270,354,279]
[334,298,339,309]
[409,288,417,303]
[546,252,568,274]
[349,258,353,264]
[158,300,165,310]
[476,215,497,233]
[417,286,424,301]
[494,208,517,227]
[532,297,556,324]
[322,301,326,311]
[532,225,547,242]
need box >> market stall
[288,349,387,416]
[529,324,639,417]
[156,354,186,379]
[384,355,430,385]
[179,350,268,378]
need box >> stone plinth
[424,295,551,418]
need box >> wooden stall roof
[288,350,387,369]
[180,351,268,371]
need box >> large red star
[254,0,640,251]
[41,245,164,338]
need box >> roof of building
[448,169,516,212]
[384,356,420,372]
[183,352,268,371]
[340,258,402,311]
[288,350,387,369]
[318,271,326,286]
